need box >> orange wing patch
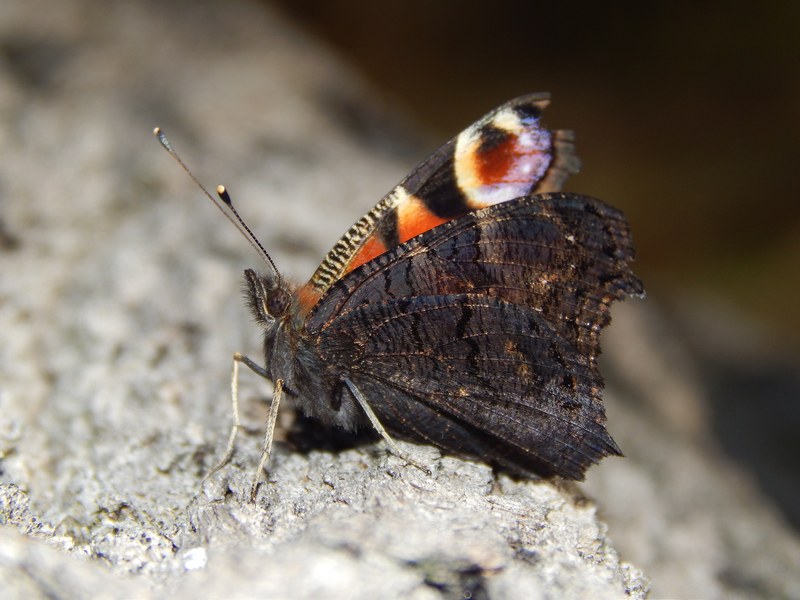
[296,283,321,317]
[297,233,388,317]
[339,192,449,275]
[297,191,448,317]
[397,194,449,244]
[343,234,388,275]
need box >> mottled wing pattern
[296,94,580,315]
[308,194,642,478]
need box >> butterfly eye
[266,288,291,317]
[244,268,284,324]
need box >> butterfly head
[244,268,292,326]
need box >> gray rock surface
[0,1,796,598]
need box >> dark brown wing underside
[309,193,643,479]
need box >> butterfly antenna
[153,127,281,281]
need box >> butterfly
[156,93,643,500]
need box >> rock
[1,0,795,598]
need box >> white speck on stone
[183,547,208,571]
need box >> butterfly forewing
[297,94,580,315]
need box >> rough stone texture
[0,0,795,598]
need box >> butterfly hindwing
[297,94,580,315]
[321,295,616,478]
[310,194,642,478]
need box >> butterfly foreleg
[203,352,280,502]
[250,376,283,502]
[342,377,432,476]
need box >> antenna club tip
[153,126,162,136]
[216,185,233,207]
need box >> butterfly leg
[250,377,283,502]
[202,353,274,494]
[342,377,432,476]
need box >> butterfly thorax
[244,268,366,431]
